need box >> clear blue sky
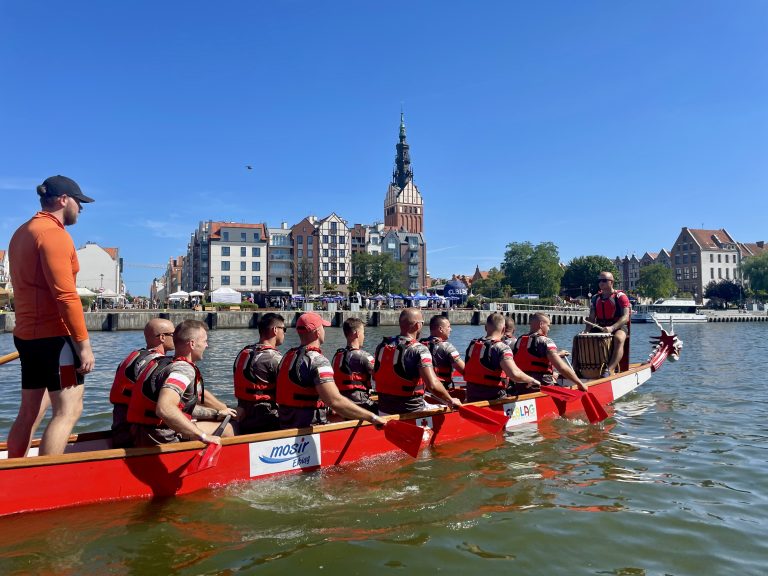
[1,1,766,296]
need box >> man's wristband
[199,432,208,442]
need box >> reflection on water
[1,322,767,574]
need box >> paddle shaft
[0,351,19,366]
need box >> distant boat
[633,298,707,323]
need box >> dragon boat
[0,328,681,517]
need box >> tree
[561,256,618,298]
[470,267,509,298]
[743,252,768,293]
[296,257,315,297]
[704,279,741,307]
[351,252,406,294]
[502,241,563,297]
[636,264,677,301]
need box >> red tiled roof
[739,242,767,258]
[0,250,5,261]
[103,247,118,260]
[209,222,267,239]
[687,228,737,250]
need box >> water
[0,322,766,575]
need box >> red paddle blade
[384,420,424,458]
[540,385,584,402]
[458,405,508,433]
[581,392,609,424]
[180,443,222,477]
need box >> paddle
[539,385,608,424]
[180,415,230,477]
[539,384,583,402]
[383,419,425,458]
[0,351,20,366]
[425,392,508,434]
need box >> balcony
[269,254,293,261]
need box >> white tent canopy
[168,290,190,300]
[99,288,120,299]
[210,287,241,304]
[77,287,97,296]
[188,290,205,297]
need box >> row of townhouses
[155,114,428,300]
[614,228,765,302]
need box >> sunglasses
[598,278,611,283]
[156,332,174,338]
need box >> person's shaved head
[143,318,176,351]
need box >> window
[308,248,313,258]
[339,276,346,285]
[240,276,246,285]
[726,268,730,279]
[241,232,247,242]
[692,266,698,279]
[330,221,337,231]
[683,255,688,264]
[331,276,337,284]
[298,248,303,259]
[307,236,313,245]
[710,254,714,262]
[339,263,345,271]
[323,263,329,271]
[253,232,260,241]
[222,261,230,271]
[337,235,345,244]
[252,262,261,271]
[725,254,729,263]
[252,276,261,285]
[323,235,329,243]
[252,247,261,257]
[718,268,722,278]
[222,275,230,285]
[676,268,682,280]
[297,235,303,245]
[331,249,337,257]
[240,261,246,271]
[675,255,680,265]
[684,267,690,279]
[323,249,329,257]
[718,254,722,263]
[223,231,229,241]
[222,247,230,257]
[339,249,345,257]
[240,247,246,257]
[691,254,697,263]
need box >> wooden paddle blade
[384,420,424,458]
[458,405,508,433]
[180,443,221,477]
[0,351,20,366]
[540,385,584,402]
[581,392,609,424]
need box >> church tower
[384,112,424,233]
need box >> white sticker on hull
[249,434,322,477]
[610,368,651,400]
[502,399,538,428]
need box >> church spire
[392,111,413,190]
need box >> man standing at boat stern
[7,176,96,457]
[276,312,385,430]
[128,320,236,447]
[233,313,285,434]
[109,318,176,448]
[373,308,461,415]
[512,313,586,394]
[586,272,631,377]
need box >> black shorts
[14,335,84,391]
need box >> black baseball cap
[39,175,95,203]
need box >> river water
[0,322,766,575]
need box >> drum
[572,333,613,378]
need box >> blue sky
[1,1,766,296]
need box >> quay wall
[2,309,766,333]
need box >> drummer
[512,313,586,394]
[586,272,631,377]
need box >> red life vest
[332,347,371,392]
[592,290,629,327]
[233,343,278,402]
[512,334,553,375]
[276,346,323,408]
[126,356,200,426]
[373,338,425,397]
[109,348,162,405]
[463,338,506,388]
[420,336,453,383]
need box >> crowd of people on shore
[4,175,631,458]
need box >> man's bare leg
[39,385,84,455]
[7,389,51,458]
[606,331,627,374]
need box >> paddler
[586,272,631,377]
[275,312,385,429]
[373,308,461,415]
[127,320,236,447]
[232,313,285,434]
[331,317,377,413]
[511,313,586,394]
[419,315,464,389]
[463,312,539,402]
[109,318,176,447]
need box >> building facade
[208,222,268,293]
[76,242,123,294]
[267,223,293,294]
[316,213,351,292]
[671,227,741,301]
[381,228,428,292]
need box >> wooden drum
[572,333,613,378]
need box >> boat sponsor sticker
[502,399,537,427]
[249,434,321,477]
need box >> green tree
[296,257,315,297]
[502,241,563,297]
[470,267,509,298]
[704,279,741,307]
[351,252,406,294]
[561,256,618,298]
[742,252,768,293]
[636,264,677,301]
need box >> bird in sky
[245,165,253,170]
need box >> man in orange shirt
[7,175,96,457]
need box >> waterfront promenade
[1,306,765,333]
